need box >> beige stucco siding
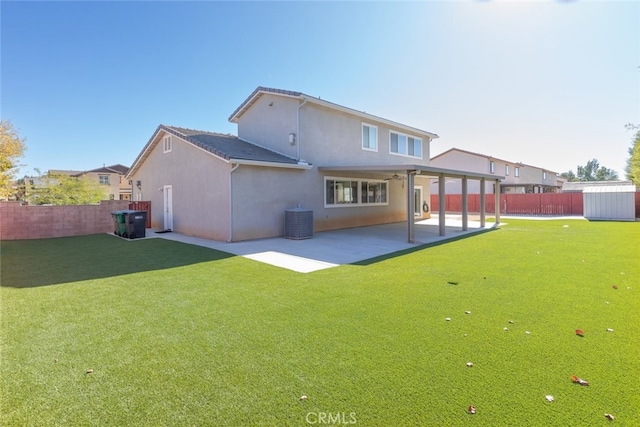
[236,94,300,159]
[299,103,432,167]
[130,131,231,240]
[430,151,494,194]
[229,166,418,241]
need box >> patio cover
[318,164,504,243]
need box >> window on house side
[99,175,110,185]
[543,171,547,180]
[163,136,172,153]
[390,131,422,158]
[505,165,509,176]
[490,161,495,173]
[515,167,520,177]
[362,124,377,151]
[325,178,387,206]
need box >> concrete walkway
[137,216,497,273]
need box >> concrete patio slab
[139,216,496,273]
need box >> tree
[562,159,619,182]
[30,172,108,205]
[559,170,578,182]
[625,123,640,186]
[0,120,27,199]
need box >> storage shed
[583,184,637,221]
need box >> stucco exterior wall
[430,151,494,194]
[229,166,427,241]
[129,130,231,241]
[299,102,432,167]
[236,93,300,159]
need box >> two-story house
[430,148,561,195]
[127,87,501,242]
[73,164,131,200]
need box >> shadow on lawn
[0,234,234,288]
[351,227,497,266]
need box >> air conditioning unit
[284,207,313,240]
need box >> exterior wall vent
[284,206,313,239]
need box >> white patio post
[461,176,468,231]
[494,179,501,224]
[480,178,486,228]
[438,173,446,236]
[407,171,415,243]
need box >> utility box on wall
[583,185,636,221]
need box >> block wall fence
[0,200,130,240]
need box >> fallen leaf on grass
[545,395,554,402]
[571,375,589,386]
[576,329,584,337]
[467,405,476,414]
[300,395,308,401]
[466,362,474,367]
[604,413,614,421]
[612,285,618,290]
[606,328,614,332]
[86,369,94,374]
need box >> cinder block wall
[0,200,129,240]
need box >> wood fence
[129,201,152,228]
[430,193,585,215]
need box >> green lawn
[1,219,639,426]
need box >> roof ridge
[164,125,236,137]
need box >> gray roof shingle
[163,125,300,165]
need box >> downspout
[296,99,308,162]
[227,162,240,242]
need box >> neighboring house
[127,86,501,242]
[429,148,560,194]
[73,164,131,200]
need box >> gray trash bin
[122,210,147,239]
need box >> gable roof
[73,164,130,176]
[431,148,558,174]
[229,86,439,140]
[127,125,307,178]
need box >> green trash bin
[112,211,127,237]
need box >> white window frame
[515,167,520,177]
[99,175,110,185]
[389,131,422,159]
[362,123,378,152]
[324,176,388,208]
[543,171,547,180]
[163,136,172,153]
[505,164,509,176]
[490,161,495,174]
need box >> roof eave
[231,158,313,169]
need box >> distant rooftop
[562,180,634,193]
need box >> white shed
[583,184,637,221]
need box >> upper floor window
[390,131,422,158]
[99,175,110,185]
[325,177,388,207]
[515,167,520,177]
[362,123,378,151]
[490,161,495,174]
[505,165,509,176]
[163,136,172,153]
[543,171,547,180]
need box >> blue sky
[2,1,639,177]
